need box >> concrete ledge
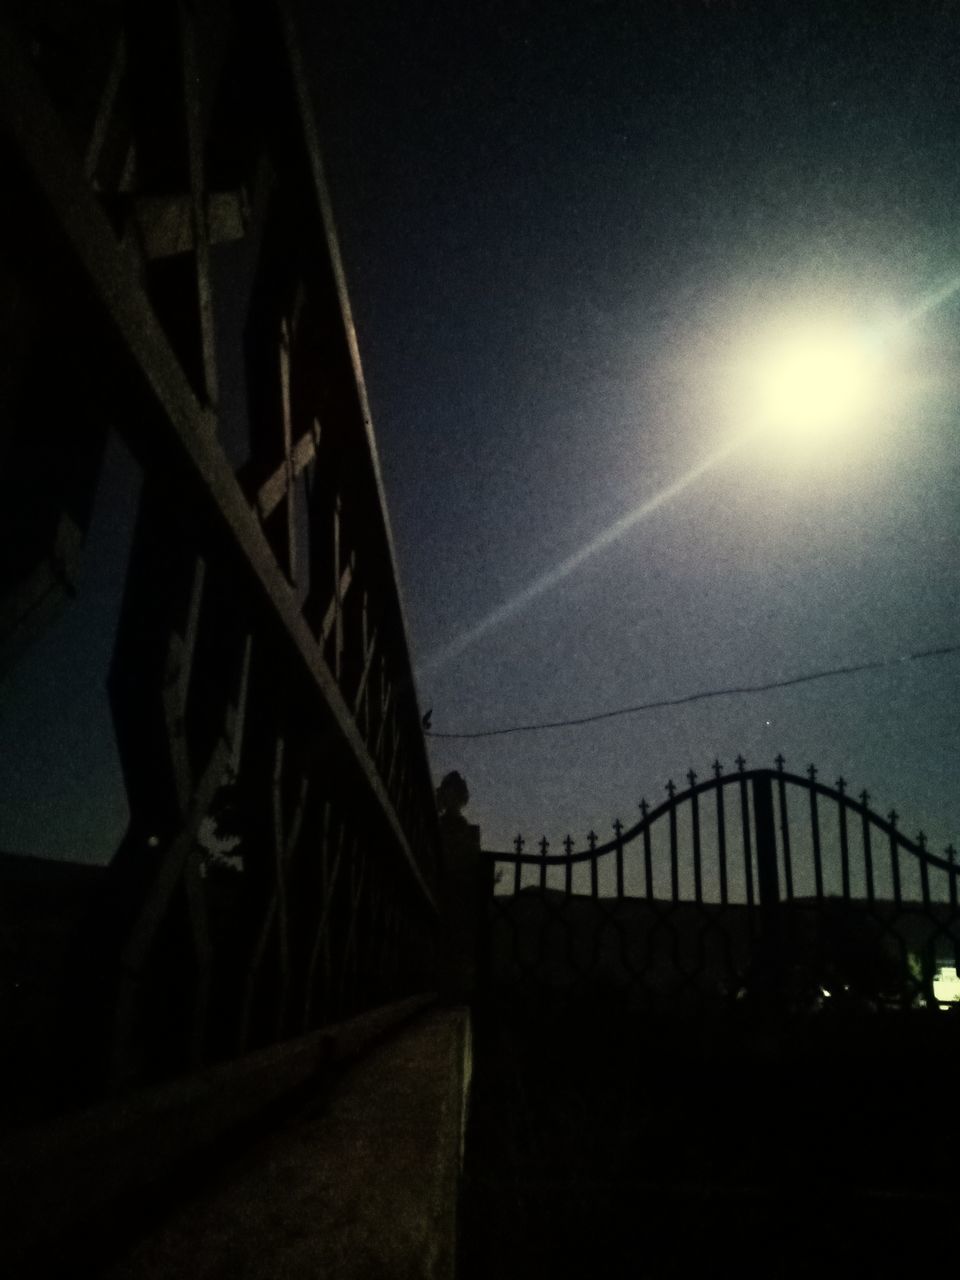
[1,993,436,1266]
[105,1005,473,1279]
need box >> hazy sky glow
[419,271,958,678]
[418,429,749,675]
[309,0,960,856]
[2,1,959,872]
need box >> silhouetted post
[436,771,488,1000]
[752,771,782,1004]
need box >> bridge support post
[435,772,491,1001]
[752,772,783,1004]
[437,780,488,1001]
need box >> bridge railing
[0,2,440,1120]
[483,757,960,1014]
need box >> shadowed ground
[461,993,959,1279]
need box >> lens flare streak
[419,432,748,674]
[889,272,960,335]
[419,272,960,677]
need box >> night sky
[1,0,958,867]
[307,0,960,854]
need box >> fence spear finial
[563,834,574,856]
[860,789,870,807]
[666,778,676,798]
[587,830,598,851]
[836,775,846,794]
[888,809,898,827]
[807,763,817,781]
[687,768,698,788]
[613,817,623,839]
[775,753,785,771]
[639,798,649,818]
[539,835,549,857]
[514,833,525,855]
[713,758,723,778]
[735,754,746,772]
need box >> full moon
[699,299,904,468]
[753,324,879,441]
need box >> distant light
[147,835,160,848]
[933,964,960,1005]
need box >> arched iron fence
[483,757,959,1015]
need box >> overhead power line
[425,642,960,741]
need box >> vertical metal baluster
[860,791,875,904]
[752,770,781,997]
[688,770,702,904]
[836,777,850,900]
[338,840,367,1011]
[84,32,126,181]
[640,799,653,900]
[887,811,902,908]
[539,836,548,895]
[776,759,795,966]
[775,756,793,900]
[917,832,934,1007]
[303,803,338,1029]
[180,2,219,410]
[333,494,343,682]
[279,319,296,579]
[513,835,523,896]
[737,757,754,910]
[947,846,958,980]
[918,831,930,907]
[271,734,289,1037]
[589,831,599,899]
[563,836,574,897]
[713,762,728,906]
[614,819,624,899]
[667,780,679,903]
[808,766,824,902]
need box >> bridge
[1,5,958,1278]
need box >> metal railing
[484,756,960,1015]
[0,2,440,1119]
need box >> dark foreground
[460,991,959,1279]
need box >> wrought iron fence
[0,2,440,1120]
[483,756,960,1016]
